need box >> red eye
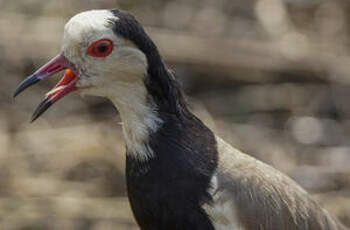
[87,39,114,58]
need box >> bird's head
[14,9,159,121]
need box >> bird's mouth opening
[13,53,79,122]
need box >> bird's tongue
[46,69,78,103]
[31,69,78,122]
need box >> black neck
[144,61,192,118]
[127,62,218,229]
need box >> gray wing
[203,136,348,230]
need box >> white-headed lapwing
[14,9,348,230]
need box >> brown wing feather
[206,136,348,230]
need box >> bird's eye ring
[87,39,114,58]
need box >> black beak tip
[30,98,52,123]
[30,114,40,123]
[13,74,40,98]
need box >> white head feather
[61,10,162,161]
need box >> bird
[14,9,348,230]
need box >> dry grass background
[1,0,350,229]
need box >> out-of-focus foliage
[1,0,350,229]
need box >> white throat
[106,79,163,161]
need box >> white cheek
[76,76,93,88]
[111,46,148,74]
[76,48,148,97]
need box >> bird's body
[14,9,348,230]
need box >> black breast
[126,112,218,230]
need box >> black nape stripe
[109,9,218,230]
[109,9,189,118]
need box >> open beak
[13,54,78,122]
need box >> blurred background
[1,0,350,229]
